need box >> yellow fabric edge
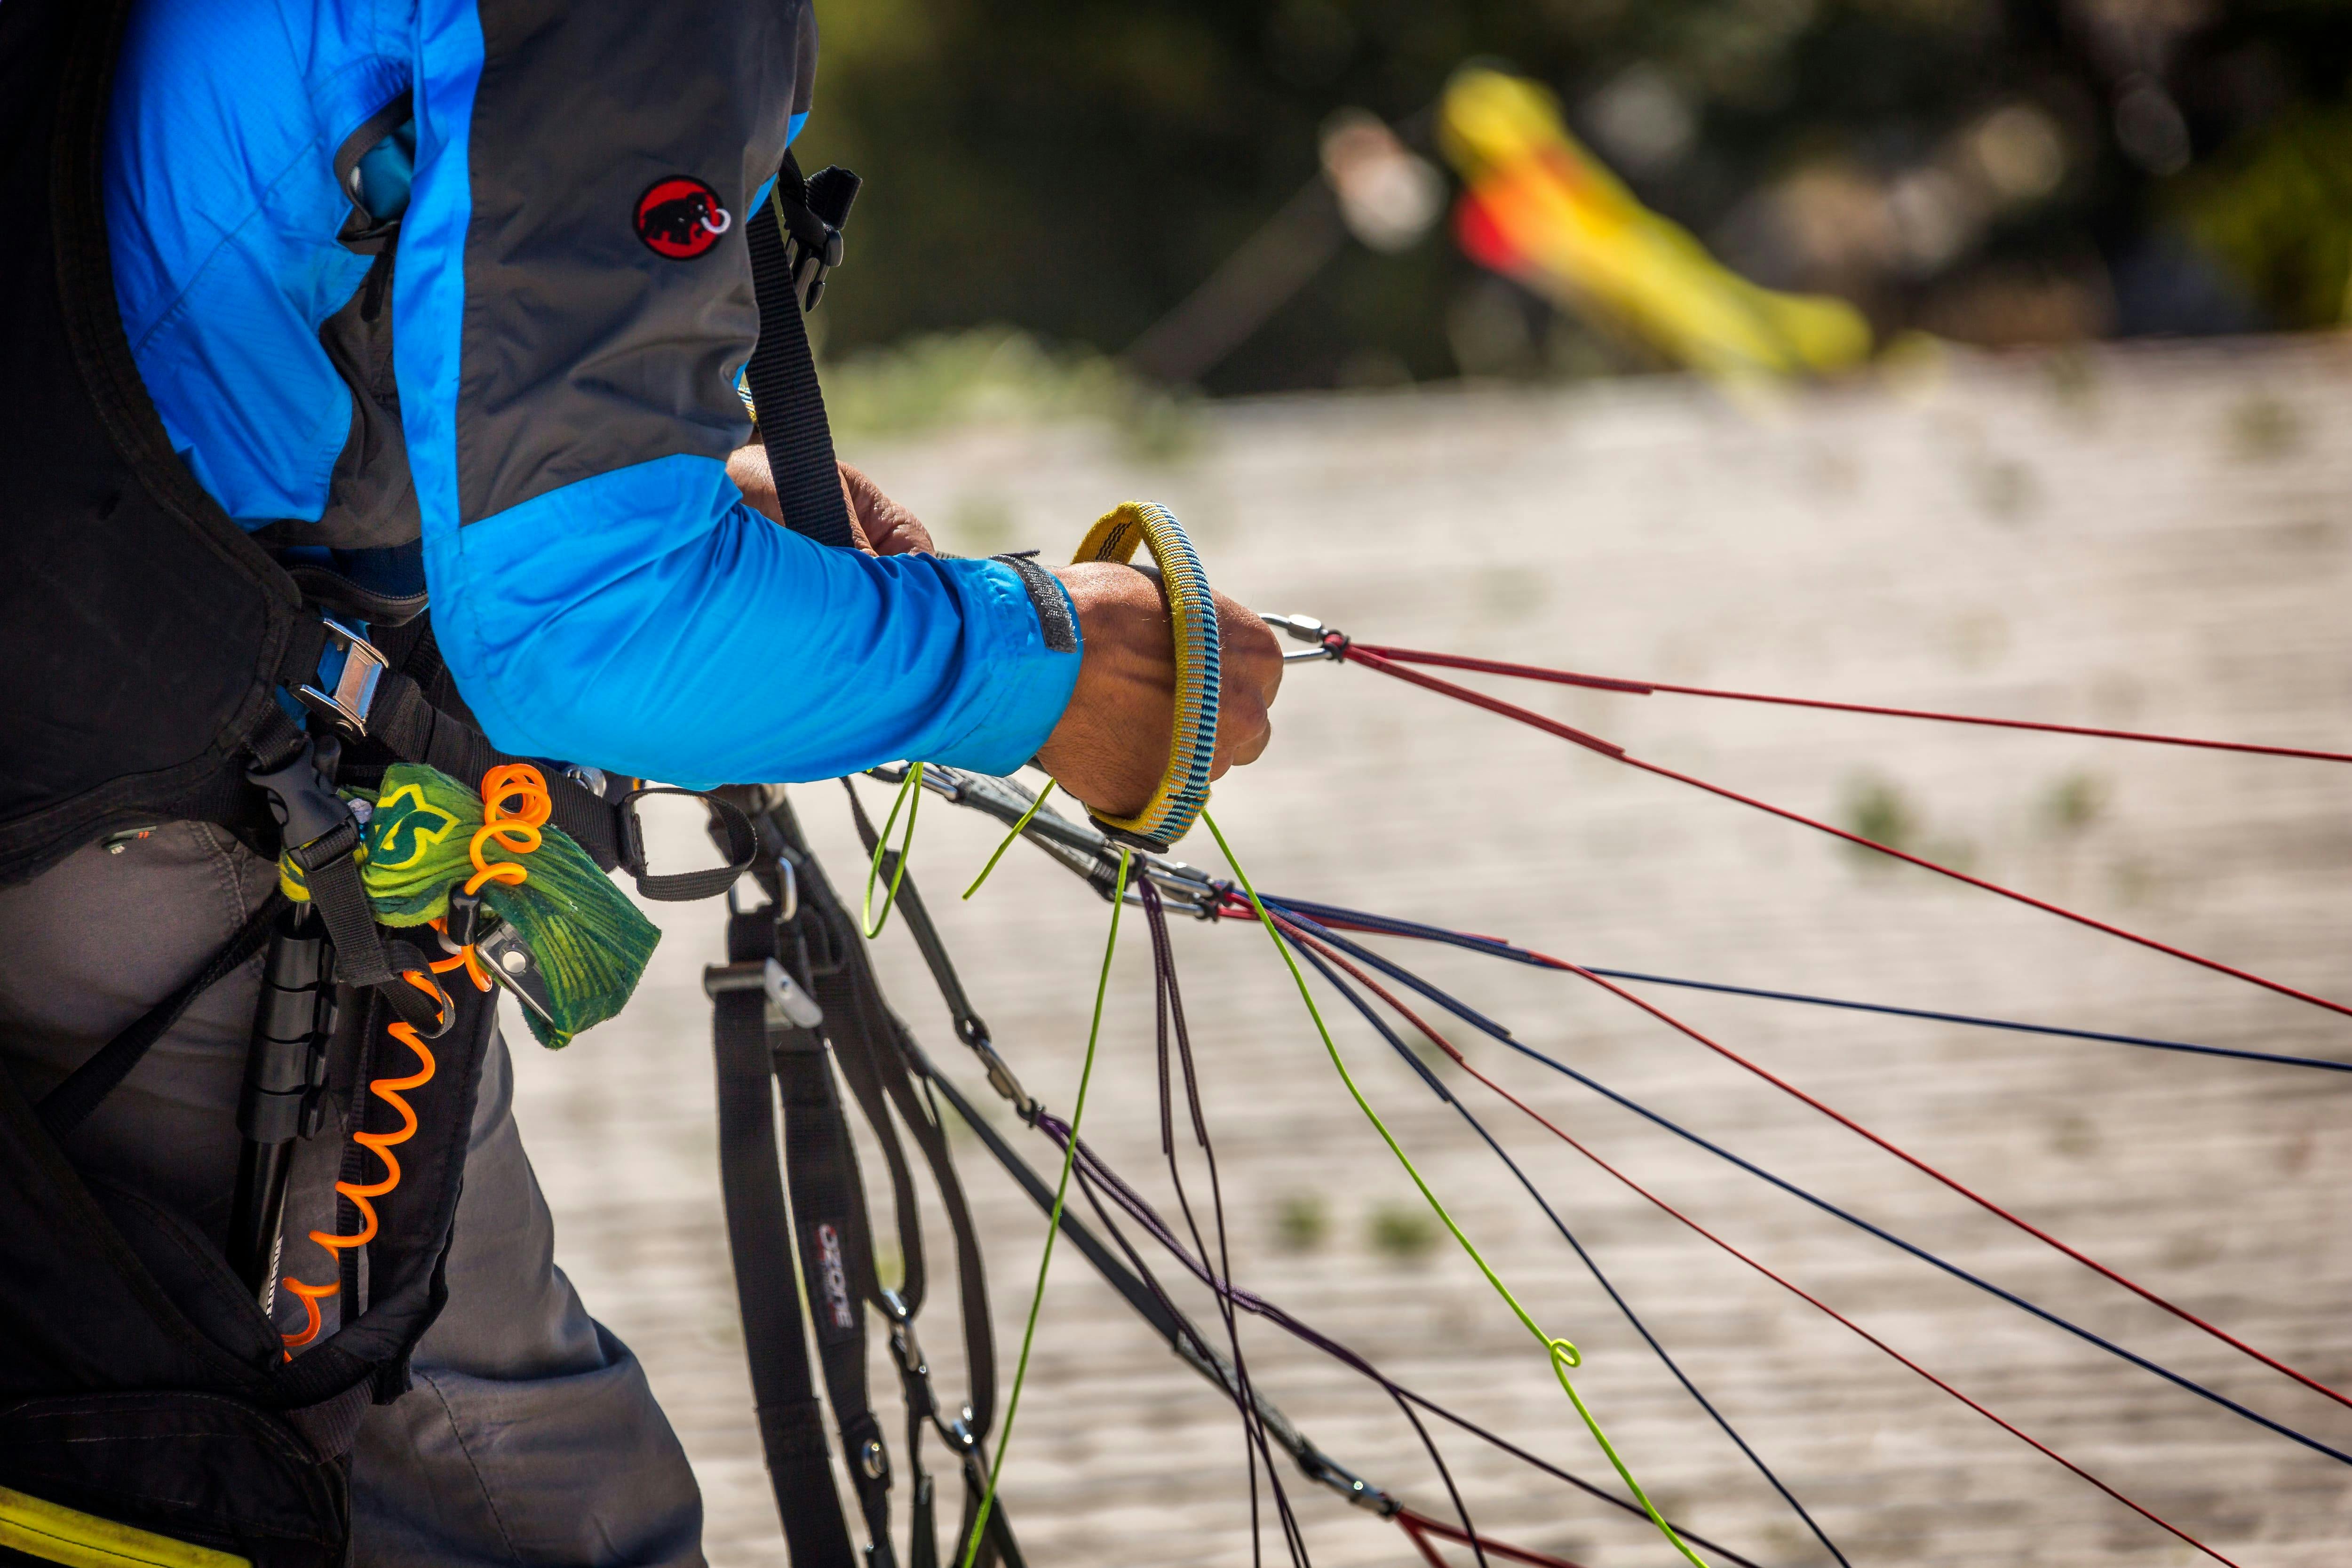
[0,1488,249,1568]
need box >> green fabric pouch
[280,764,660,1048]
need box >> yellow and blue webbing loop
[1069,502,1220,851]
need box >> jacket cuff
[924,557,1082,774]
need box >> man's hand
[726,445,934,556]
[839,463,935,555]
[1036,562,1282,820]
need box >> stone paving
[508,338,2352,1567]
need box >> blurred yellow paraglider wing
[1440,66,1871,381]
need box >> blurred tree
[2173,106,2352,329]
[792,0,2352,393]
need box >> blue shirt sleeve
[398,0,1076,785]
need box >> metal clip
[444,887,484,949]
[726,858,797,923]
[296,617,389,735]
[702,957,824,1030]
[1261,612,1344,662]
[475,921,557,1027]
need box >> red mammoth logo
[634,176,732,260]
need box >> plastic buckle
[445,887,484,948]
[248,742,355,853]
[789,225,843,310]
[296,617,389,736]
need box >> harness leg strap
[711,933,858,1568]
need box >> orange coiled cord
[465,764,550,894]
[280,768,548,1355]
[426,763,553,995]
[279,972,443,1354]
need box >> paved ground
[508,337,2352,1568]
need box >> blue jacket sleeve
[426,458,1080,787]
[396,0,1076,785]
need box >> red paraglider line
[1336,640,2352,1023]
[1346,641,2352,765]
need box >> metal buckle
[726,858,797,923]
[702,957,824,1029]
[296,617,389,736]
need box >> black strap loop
[771,1011,898,1567]
[618,787,757,901]
[707,789,1028,1568]
[286,836,446,1037]
[745,151,858,549]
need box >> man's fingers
[1208,699,1272,778]
[727,444,784,523]
[841,462,935,555]
[836,470,877,553]
[1041,565,1284,818]
[1232,713,1272,767]
[1204,589,1279,781]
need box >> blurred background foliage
[794,0,2352,407]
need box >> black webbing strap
[36,891,287,1138]
[835,949,1020,1568]
[739,791,1018,1568]
[713,910,858,1568]
[745,151,857,550]
[835,844,1040,1568]
[834,791,1002,1430]
[796,883,948,1568]
[619,786,758,902]
[363,671,619,871]
[772,1011,899,1568]
[284,826,443,1035]
[245,705,446,1035]
[732,804,899,1564]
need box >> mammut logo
[634,176,732,259]
[814,1223,854,1329]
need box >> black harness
[705,788,1027,1568]
[708,774,1434,1568]
[0,2,1077,1563]
[0,1,835,1560]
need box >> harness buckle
[788,224,843,310]
[248,742,356,854]
[296,617,389,736]
[727,857,797,923]
[702,957,824,1030]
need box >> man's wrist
[920,556,1084,774]
[989,551,1080,654]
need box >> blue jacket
[104,0,1079,788]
